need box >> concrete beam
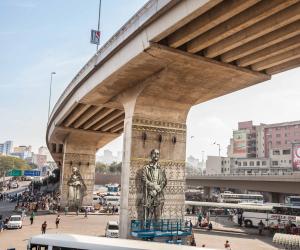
[63,104,90,127]
[91,110,124,131]
[251,47,300,71]
[205,2,300,58]
[266,57,300,74]
[101,115,125,132]
[82,108,114,130]
[221,20,300,63]
[187,0,293,53]
[110,122,124,133]
[72,106,103,129]
[168,0,258,48]
[237,35,300,67]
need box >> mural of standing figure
[67,166,87,208]
[142,149,167,221]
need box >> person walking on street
[64,206,68,216]
[55,215,60,229]
[30,212,35,225]
[224,240,231,250]
[258,220,264,235]
[84,208,88,218]
[41,221,47,234]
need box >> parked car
[10,182,18,189]
[105,221,119,238]
[7,215,22,229]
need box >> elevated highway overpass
[46,0,300,237]
[186,173,300,194]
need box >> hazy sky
[1,0,300,161]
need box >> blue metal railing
[130,219,192,239]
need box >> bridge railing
[186,172,295,178]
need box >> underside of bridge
[47,0,300,239]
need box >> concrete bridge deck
[186,173,300,194]
[46,0,300,238]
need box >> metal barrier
[130,219,192,239]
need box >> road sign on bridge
[7,169,22,177]
[24,170,41,177]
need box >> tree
[0,155,31,174]
[109,162,122,173]
[95,162,107,173]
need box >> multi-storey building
[0,141,13,155]
[208,120,300,175]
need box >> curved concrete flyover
[46,0,300,238]
[186,173,300,194]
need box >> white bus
[218,193,263,204]
[286,196,300,206]
[104,196,120,206]
[234,204,300,227]
[27,233,218,250]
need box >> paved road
[0,181,31,218]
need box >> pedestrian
[30,212,35,225]
[224,240,231,250]
[76,207,79,216]
[258,220,264,235]
[55,215,60,229]
[64,206,68,216]
[84,208,88,218]
[41,221,47,234]
[0,219,4,232]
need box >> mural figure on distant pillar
[67,166,87,208]
[142,149,167,221]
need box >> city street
[0,212,281,249]
[0,213,119,249]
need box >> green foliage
[0,155,31,174]
[96,161,121,173]
[95,162,107,173]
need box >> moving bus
[27,233,218,250]
[286,196,300,206]
[233,204,300,227]
[218,193,263,204]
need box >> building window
[276,141,281,145]
[272,161,278,166]
[285,133,288,137]
[262,161,266,166]
[283,149,291,155]
[256,161,260,166]
[289,160,292,164]
[276,134,281,138]
[238,162,241,166]
[250,161,254,166]
[243,162,247,166]
[273,150,280,155]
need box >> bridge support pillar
[60,135,96,209]
[203,186,211,199]
[265,192,286,203]
[118,85,189,238]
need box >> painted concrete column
[118,84,189,238]
[60,136,96,209]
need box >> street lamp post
[48,72,56,121]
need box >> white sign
[90,30,101,45]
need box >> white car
[7,215,22,229]
[10,182,18,189]
[105,221,119,238]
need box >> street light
[48,72,56,121]
[213,141,221,156]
